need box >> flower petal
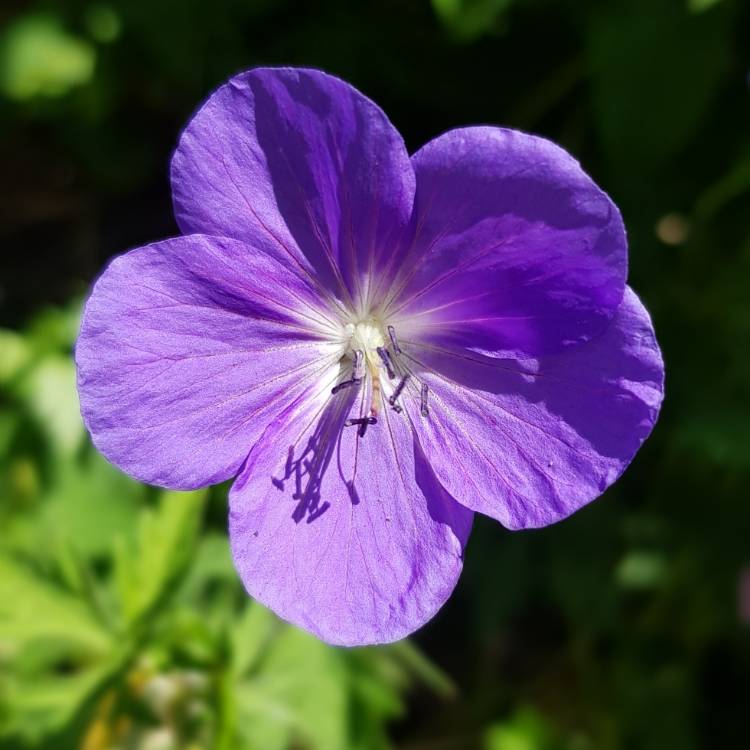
[228,382,472,646]
[399,287,663,529]
[76,234,341,490]
[387,127,627,358]
[171,67,415,312]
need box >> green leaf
[40,448,144,559]
[115,489,207,626]
[0,554,111,654]
[588,0,732,174]
[230,602,277,678]
[386,640,456,699]
[0,329,31,385]
[432,0,514,41]
[484,707,556,750]
[0,662,119,745]
[687,0,724,12]
[231,626,348,750]
[14,355,84,458]
[616,550,667,590]
[0,555,126,745]
[0,13,96,100]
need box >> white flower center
[332,316,425,431]
[345,319,386,356]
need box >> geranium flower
[76,68,664,646]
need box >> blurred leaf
[0,554,111,654]
[588,0,732,174]
[24,302,81,354]
[14,355,84,458]
[230,602,277,678]
[484,707,556,750]
[0,14,96,100]
[234,627,348,750]
[616,550,667,590]
[0,555,127,746]
[387,640,456,699]
[696,149,750,219]
[0,329,31,385]
[0,663,120,745]
[40,449,144,558]
[687,0,724,12]
[432,0,514,40]
[115,489,207,626]
[85,5,122,44]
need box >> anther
[420,384,429,417]
[345,416,377,438]
[388,374,410,406]
[387,325,401,355]
[331,378,359,394]
[345,417,377,427]
[376,347,395,379]
[332,350,365,394]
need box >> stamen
[344,417,377,427]
[387,325,401,354]
[376,347,395,379]
[420,384,429,417]
[331,378,359,394]
[353,349,364,379]
[344,416,377,437]
[331,350,365,394]
[388,374,410,406]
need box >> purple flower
[76,68,664,646]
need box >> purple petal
[386,127,627,358]
[171,67,415,312]
[400,287,663,529]
[228,383,472,646]
[76,234,341,490]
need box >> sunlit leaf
[484,707,556,750]
[0,554,111,654]
[0,329,31,385]
[115,489,206,626]
[230,602,277,678]
[0,14,95,100]
[687,0,724,12]
[40,448,144,558]
[432,0,514,41]
[15,355,84,458]
[235,627,348,750]
[616,550,668,590]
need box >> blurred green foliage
[0,306,452,749]
[1,0,749,748]
[0,14,95,100]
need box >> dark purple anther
[388,374,410,406]
[332,378,359,394]
[345,416,377,437]
[376,347,395,379]
[345,416,377,427]
[420,384,429,417]
[387,325,401,354]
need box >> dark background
[1,1,749,748]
